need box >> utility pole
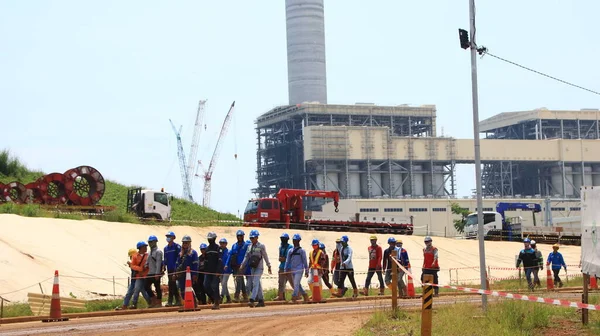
[459,0,488,310]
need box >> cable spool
[3,181,28,203]
[25,181,43,204]
[38,173,68,205]
[63,166,105,206]
[0,183,4,202]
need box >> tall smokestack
[285,0,327,105]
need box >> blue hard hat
[293,233,302,240]
[319,243,325,249]
[388,237,396,244]
[281,233,290,239]
[341,235,349,243]
[219,238,228,243]
[246,240,251,244]
[200,243,208,249]
[148,235,158,242]
[136,241,148,249]
[236,230,245,236]
[165,231,176,237]
[523,238,531,243]
[311,239,319,246]
[249,229,259,238]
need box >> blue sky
[1,1,599,216]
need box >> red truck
[243,188,413,235]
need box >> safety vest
[423,246,439,270]
[309,249,323,269]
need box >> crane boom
[186,100,206,197]
[202,101,236,207]
[169,119,193,201]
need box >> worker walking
[383,237,397,292]
[204,232,222,310]
[395,239,411,297]
[145,235,164,308]
[331,238,342,288]
[333,235,358,298]
[516,238,538,291]
[224,230,249,303]
[195,243,208,305]
[240,229,272,308]
[176,235,200,304]
[274,233,294,301]
[130,241,151,309]
[284,233,309,303]
[117,248,149,310]
[531,240,544,288]
[363,235,385,296]
[422,236,440,297]
[219,238,232,304]
[319,243,334,292]
[547,244,567,288]
[308,239,327,297]
[163,231,182,306]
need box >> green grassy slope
[0,150,239,223]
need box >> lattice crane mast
[186,99,206,200]
[197,101,235,208]
[169,119,193,201]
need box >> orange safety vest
[422,246,439,270]
[309,249,323,269]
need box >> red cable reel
[25,181,44,204]
[63,166,105,206]
[2,181,28,204]
[38,173,69,205]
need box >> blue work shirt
[278,243,293,270]
[285,246,308,274]
[395,247,411,268]
[163,242,182,272]
[220,247,232,274]
[175,249,199,274]
[547,251,566,270]
[225,240,250,275]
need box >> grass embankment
[0,150,240,226]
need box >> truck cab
[127,188,171,221]
[243,198,281,223]
[464,211,503,239]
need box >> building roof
[479,108,600,132]
[255,103,437,128]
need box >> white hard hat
[530,240,536,245]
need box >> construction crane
[169,119,193,201]
[186,100,206,200]
[196,101,236,208]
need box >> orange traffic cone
[311,269,324,303]
[42,270,69,322]
[178,266,200,312]
[590,276,598,290]
[406,273,416,297]
[546,268,554,290]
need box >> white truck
[126,187,172,221]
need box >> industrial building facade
[254,104,600,200]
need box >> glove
[268,266,272,275]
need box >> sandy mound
[0,214,581,303]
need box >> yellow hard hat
[128,248,137,257]
[335,238,341,243]
[553,244,559,249]
[369,235,377,240]
[397,239,403,244]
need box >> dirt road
[0,297,481,336]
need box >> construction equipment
[196,101,236,208]
[186,100,206,198]
[243,188,414,234]
[1,166,106,208]
[169,119,193,202]
[126,188,172,221]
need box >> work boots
[212,302,220,310]
[361,287,369,296]
[273,292,286,301]
[225,295,232,303]
[242,293,249,303]
[378,287,385,296]
[256,300,266,307]
[352,288,359,299]
[232,294,240,303]
[302,293,309,303]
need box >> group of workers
[516,238,567,291]
[118,230,442,310]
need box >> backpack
[248,244,262,268]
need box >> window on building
[409,208,428,212]
[384,208,403,212]
[551,207,566,211]
[570,207,581,211]
[432,207,446,212]
[154,193,169,207]
[360,208,379,213]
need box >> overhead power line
[476,46,600,97]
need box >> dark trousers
[204,274,221,303]
[421,269,439,295]
[364,268,385,289]
[333,268,340,287]
[322,271,333,289]
[233,267,247,297]
[193,274,206,305]
[145,275,162,300]
[552,268,563,284]
[338,269,358,290]
[167,271,180,304]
